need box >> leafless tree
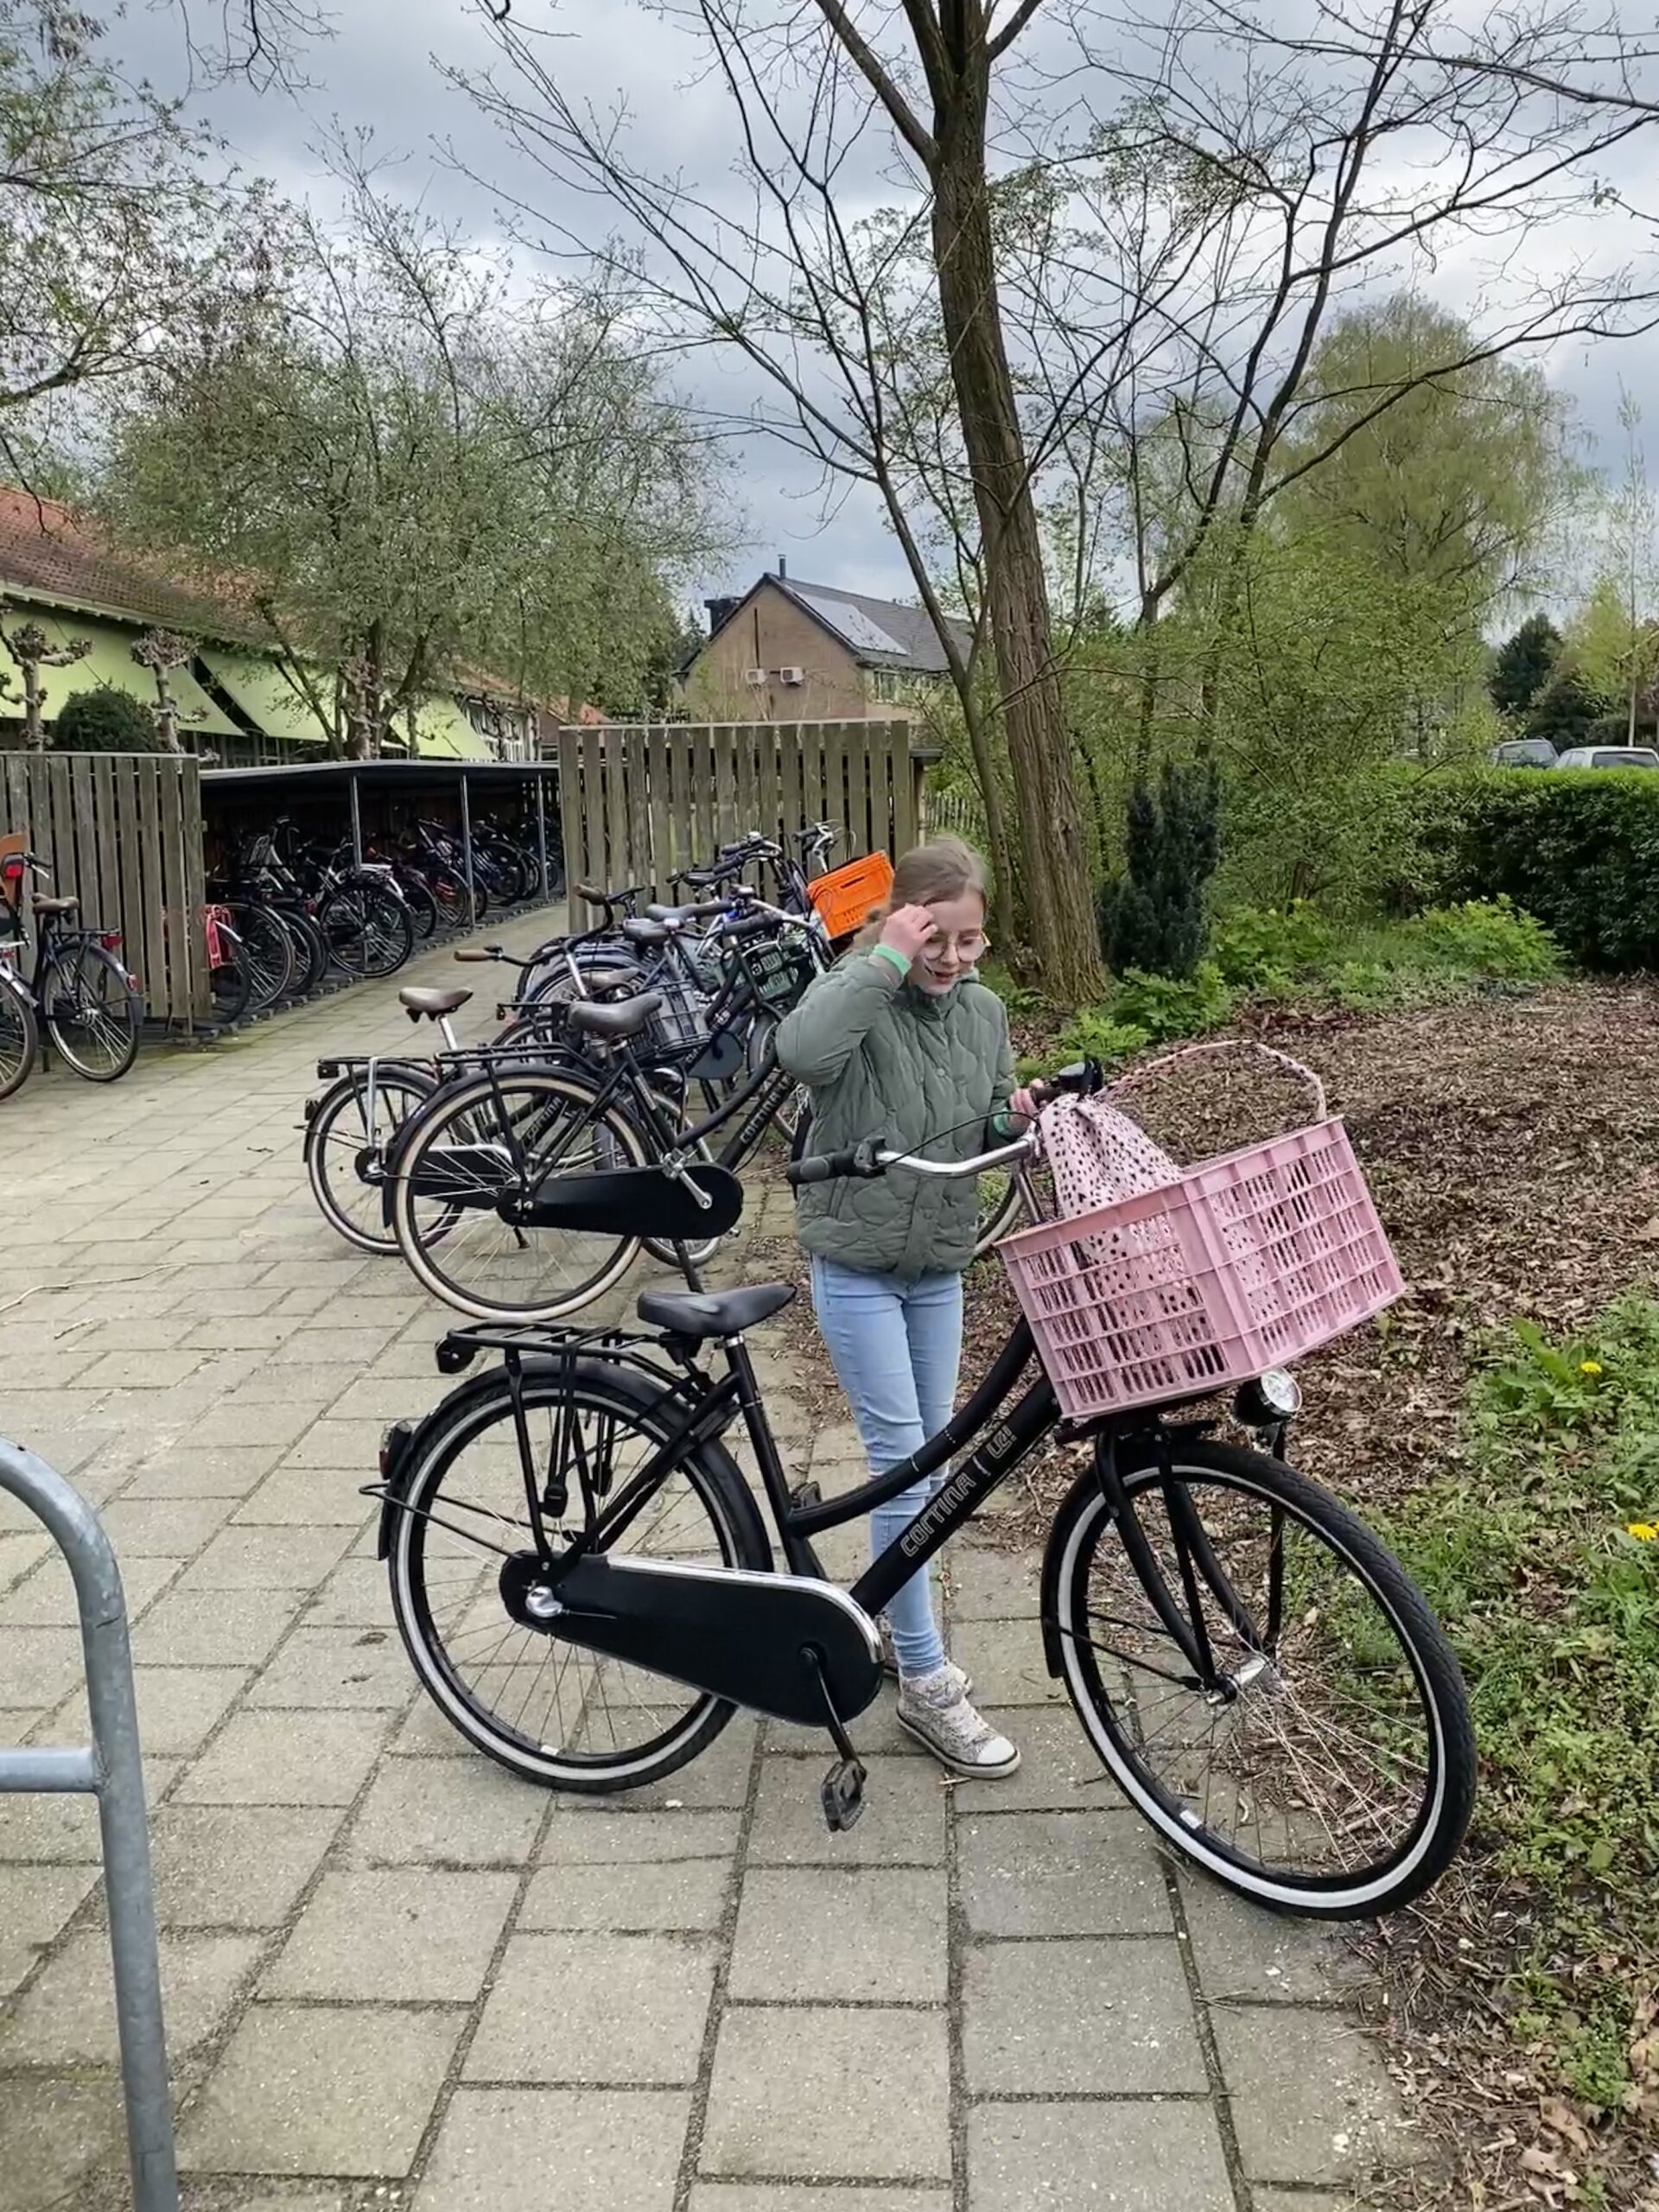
[461,0,1659,990]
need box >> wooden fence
[553,721,925,897]
[0,751,211,1030]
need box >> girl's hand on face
[879,903,937,965]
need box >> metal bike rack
[0,1437,178,2212]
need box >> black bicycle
[0,853,143,1091]
[383,920,823,1319]
[372,1069,1476,1919]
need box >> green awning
[2,614,238,735]
[197,646,331,746]
[408,693,492,760]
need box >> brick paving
[0,916,1420,2210]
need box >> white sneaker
[878,1618,972,1698]
[896,1666,1020,1777]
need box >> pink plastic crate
[1001,1117,1404,1420]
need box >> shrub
[49,687,168,753]
[1415,768,1659,970]
[1098,754,1221,979]
[1052,1005,1152,1068]
[1109,960,1235,1041]
[1211,903,1332,992]
[1405,896,1561,981]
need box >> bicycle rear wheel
[388,1358,770,1789]
[277,906,328,998]
[41,942,142,1080]
[226,902,296,1013]
[390,1065,648,1321]
[305,1063,440,1253]
[1047,1440,1475,1917]
[321,883,413,978]
[0,971,39,1099]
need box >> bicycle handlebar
[786,1131,1038,1187]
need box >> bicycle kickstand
[802,1646,867,1833]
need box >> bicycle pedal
[820,1756,867,1833]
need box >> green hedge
[1416,767,1659,971]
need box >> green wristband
[871,944,910,978]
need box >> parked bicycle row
[207,810,560,1023]
[301,822,881,1315]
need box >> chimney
[704,594,741,635]
[777,556,787,579]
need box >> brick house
[684,567,969,721]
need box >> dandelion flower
[1580,1360,1604,1376]
[1626,1522,1657,1543]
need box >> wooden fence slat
[111,759,147,1010]
[757,721,782,851]
[689,725,713,870]
[798,723,823,846]
[646,724,671,896]
[869,721,893,861]
[780,728,805,861]
[91,754,120,942]
[605,727,632,887]
[557,727,583,890]
[157,757,186,1029]
[44,753,72,915]
[823,722,849,855]
[181,755,209,1026]
[734,724,756,847]
[581,721,606,892]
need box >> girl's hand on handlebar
[879,904,935,965]
[1007,1085,1041,1127]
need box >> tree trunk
[958,686,1016,947]
[22,664,44,752]
[930,97,1103,1001]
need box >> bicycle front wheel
[1047,1440,1475,1917]
[0,972,39,1099]
[42,943,142,1080]
[391,1065,649,1321]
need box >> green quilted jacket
[776,950,1016,1279]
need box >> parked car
[1554,746,1659,771]
[1490,738,1559,767]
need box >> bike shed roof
[200,758,556,794]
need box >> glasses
[920,931,988,960]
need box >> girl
[777,837,1035,1777]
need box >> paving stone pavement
[0,914,1417,2210]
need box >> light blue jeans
[809,1255,963,1680]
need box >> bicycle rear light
[99,931,123,951]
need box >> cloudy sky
[111,0,1659,615]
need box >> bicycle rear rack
[0,1437,178,2212]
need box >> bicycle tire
[0,971,39,1099]
[208,926,254,1027]
[277,906,329,998]
[304,1062,441,1253]
[390,1064,650,1321]
[1046,1440,1476,1917]
[388,1357,770,1789]
[41,941,142,1081]
[226,902,296,1013]
[321,883,413,979]
[398,874,440,939]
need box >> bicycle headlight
[1234,1368,1301,1427]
